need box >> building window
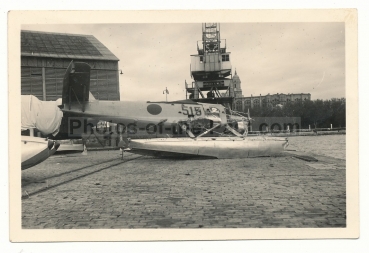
[222,54,229,62]
[235,101,242,111]
[200,56,203,62]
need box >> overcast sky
[23,23,345,101]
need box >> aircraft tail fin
[62,61,91,111]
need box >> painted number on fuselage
[182,104,202,116]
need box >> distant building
[229,70,311,111]
[232,69,243,98]
[21,30,120,101]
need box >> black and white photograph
[8,9,359,242]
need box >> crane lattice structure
[186,23,235,109]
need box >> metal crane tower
[186,23,234,108]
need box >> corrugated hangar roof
[21,30,119,61]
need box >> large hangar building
[21,30,120,101]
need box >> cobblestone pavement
[21,150,346,228]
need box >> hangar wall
[21,30,120,101]
[21,57,119,101]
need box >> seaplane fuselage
[58,99,229,140]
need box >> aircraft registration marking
[182,104,202,116]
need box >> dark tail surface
[62,61,91,108]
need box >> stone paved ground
[21,150,346,228]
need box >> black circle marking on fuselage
[147,104,162,115]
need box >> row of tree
[244,98,346,129]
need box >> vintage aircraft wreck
[20,22,288,169]
[56,61,288,159]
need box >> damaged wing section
[21,136,60,170]
[21,95,62,169]
[21,95,63,136]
